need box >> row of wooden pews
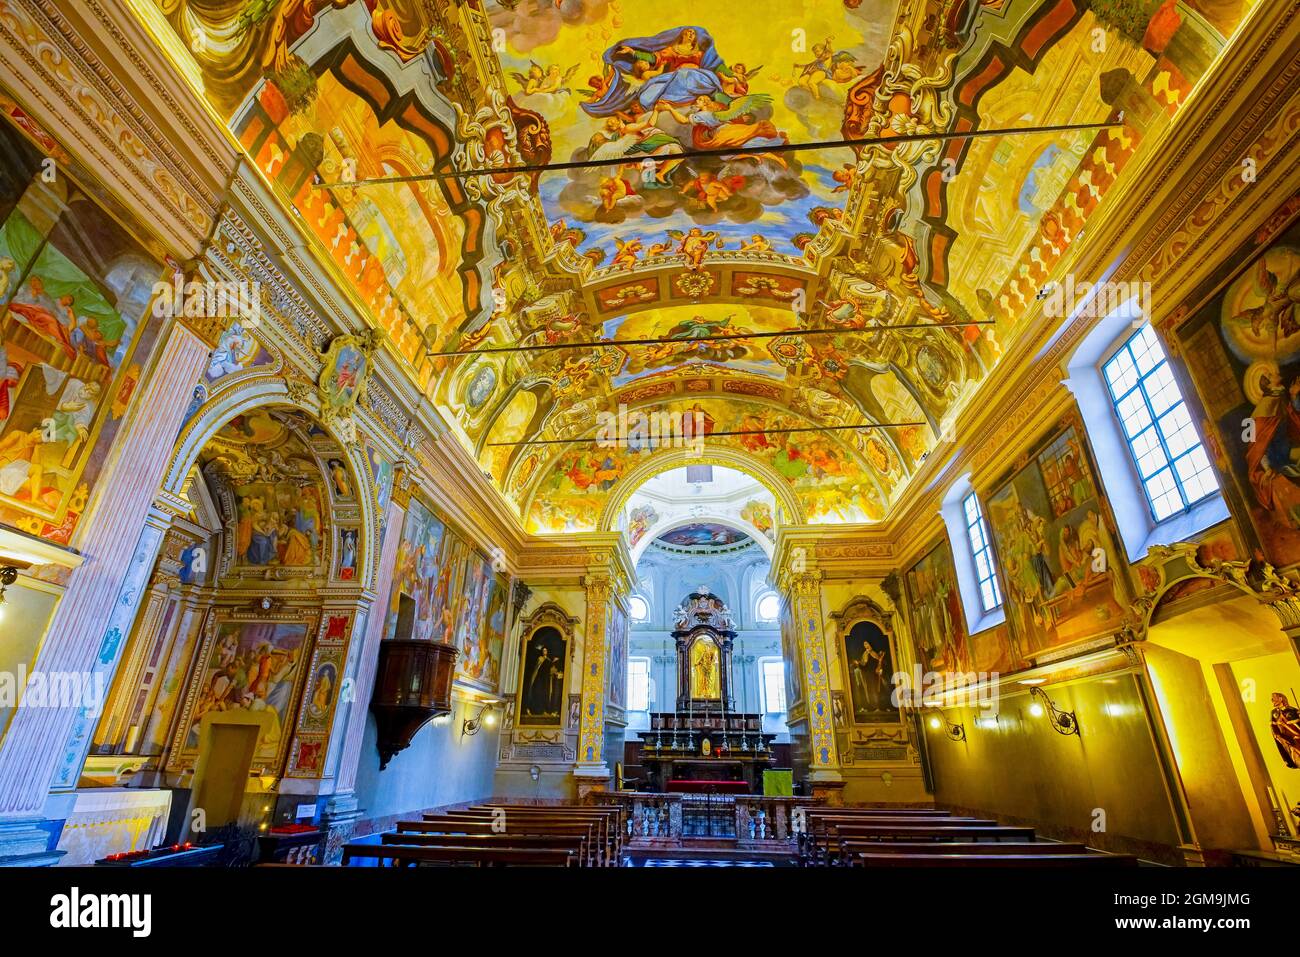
[798,807,1138,868]
[341,804,625,868]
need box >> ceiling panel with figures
[137,0,1257,532]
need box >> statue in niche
[1270,692,1300,768]
[690,639,720,699]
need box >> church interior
[0,0,1298,886]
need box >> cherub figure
[666,227,723,271]
[681,170,744,212]
[510,61,581,96]
[611,238,643,271]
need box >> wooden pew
[800,814,990,865]
[851,852,1138,868]
[438,810,616,862]
[441,807,623,865]
[841,841,1088,857]
[414,817,603,867]
[831,824,1036,842]
[805,807,953,816]
[381,831,590,863]
[468,804,625,857]
[341,842,577,867]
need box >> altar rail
[588,791,820,849]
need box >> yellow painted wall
[922,673,1184,862]
[1143,643,1259,851]
[0,578,61,747]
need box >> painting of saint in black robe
[844,621,895,722]
[518,625,567,727]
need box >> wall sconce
[462,701,499,738]
[0,565,17,621]
[926,708,965,741]
[1029,686,1079,736]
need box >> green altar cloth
[763,769,793,797]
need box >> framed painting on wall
[903,538,1020,676]
[0,112,167,544]
[830,596,903,725]
[167,605,319,773]
[984,420,1129,657]
[456,551,502,691]
[515,605,574,729]
[1172,205,1300,571]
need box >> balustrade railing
[592,791,819,849]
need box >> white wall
[353,695,500,826]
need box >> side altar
[635,591,779,794]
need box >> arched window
[756,592,780,622]
[629,595,649,622]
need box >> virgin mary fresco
[583,26,732,117]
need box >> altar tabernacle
[636,591,778,793]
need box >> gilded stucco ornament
[316,330,379,440]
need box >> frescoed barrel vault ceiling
[140,0,1255,533]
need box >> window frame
[626,656,652,712]
[962,491,1003,613]
[1101,324,1219,524]
[758,657,787,715]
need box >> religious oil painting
[0,115,163,543]
[206,321,271,381]
[606,603,628,710]
[387,495,466,645]
[842,620,895,723]
[517,624,568,728]
[1174,212,1300,569]
[171,613,315,771]
[904,540,968,674]
[456,552,503,690]
[904,539,1017,675]
[656,522,749,547]
[985,423,1127,657]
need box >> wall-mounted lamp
[462,701,500,737]
[0,565,18,621]
[1029,686,1079,736]
[925,708,965,741]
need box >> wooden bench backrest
[852,852,1136,867]
[832,824,1036,840]
[840,840,1087,855]
[341,843,577,867]
[416,817,603,864]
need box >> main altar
[635,590,779,794]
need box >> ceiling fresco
[490,1,899,262]
[137,0,1257,533]
[655,523,753,549]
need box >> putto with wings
[510,61,583,96]
[666,227,725,271]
